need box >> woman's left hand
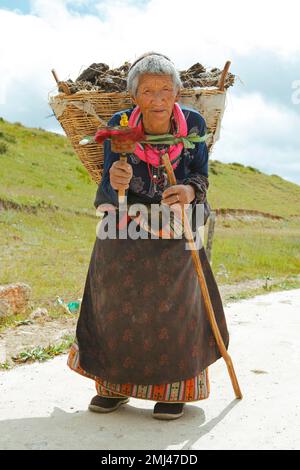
[161,184,196,207]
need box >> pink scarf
[128,102,188,169]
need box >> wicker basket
[49,61,231,185]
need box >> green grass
[11,335,75,364]
[211,217,300,284]
[222,276,300,306]
[0,361,11,370]
[0,119,95,213]
[1,120,300,218]
[208,160,300,217]
[0,208,97,307]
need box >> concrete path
[0,288,300,450]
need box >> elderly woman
[67,52,229,420]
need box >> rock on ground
[0,283,31,318]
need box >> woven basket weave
[49,62,231,185]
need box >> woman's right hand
[109,160,133,191]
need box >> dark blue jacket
[94,104,209,209]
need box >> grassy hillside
[1,119,300,217]
[0,119,95,213]
[208,160,300,217]
[0,118,299,327]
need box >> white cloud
[212,92,300,184]
[1,0,300,87]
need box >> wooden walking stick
[161,153,243,399]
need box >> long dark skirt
[74,213,230,385]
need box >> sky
[0,0,300,185]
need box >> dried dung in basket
[49,60,235,185]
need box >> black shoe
[152,402,185,420]
[88,395,130,413]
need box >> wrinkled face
[130,73,180,130]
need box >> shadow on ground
[0,400,240,450]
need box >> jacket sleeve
[93,115,129,208]
[182,114,209,204]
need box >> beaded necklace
[143,116,178,192]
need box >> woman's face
[130,73,180,133]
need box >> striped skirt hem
[67,341,210,403]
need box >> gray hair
[127,53,182,98]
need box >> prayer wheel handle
[218,61,231,91]
[118,113,129,204]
